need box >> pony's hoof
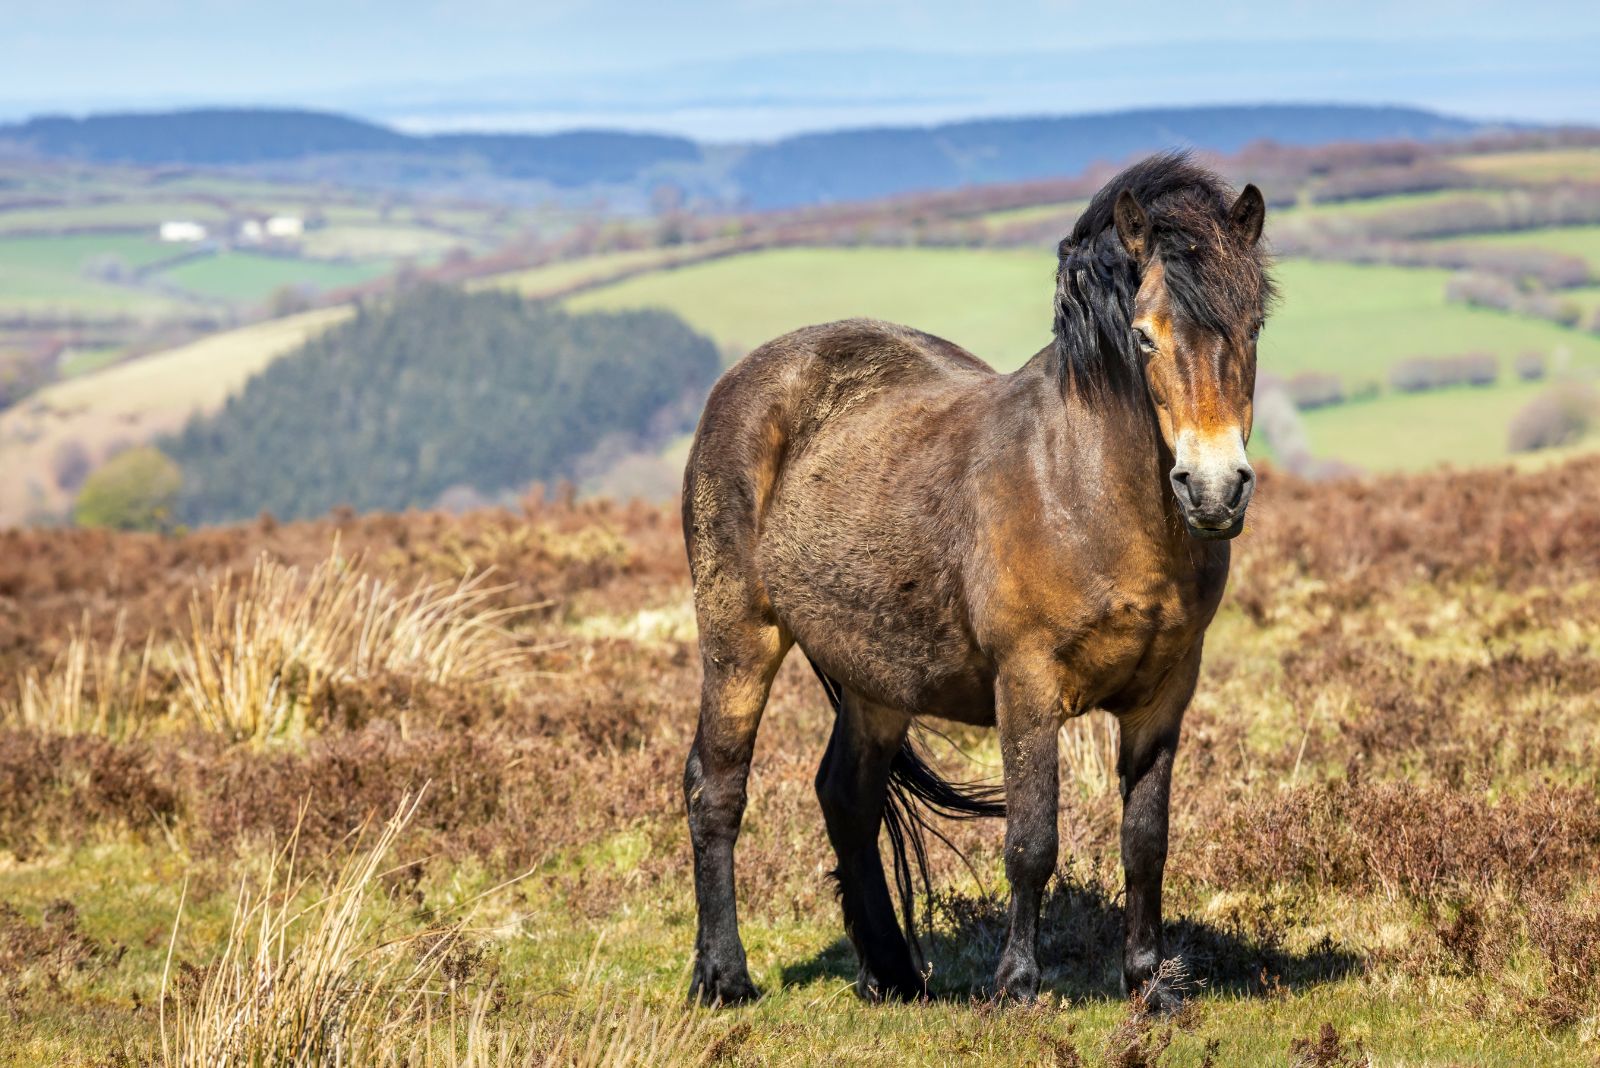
[688,962,761,1007]
[994,954,1041,1002]
[854,964,924,1003]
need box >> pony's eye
[1133,328,1157,354]
[1249,322,1263,343]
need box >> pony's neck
[1022,341,1189,544]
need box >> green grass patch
[1301,380,1563,472]
[0,234,181,274]
[158,251,392,303]
[1444,225,1600,271]
[566,248,1600,472]
[979,199,1089,227]
[297,225,471,261]
[1260,260,1600,385]
[566,246,1057,368]
[55,346,124,378]
[0,233,193,315]
[476,247,690,299]
[1452,147,1600,184]
[1275,188,1503,221]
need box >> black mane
[1052,152,1275,401]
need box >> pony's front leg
[993,667,1061,1000]
[1116,648,1201,1011]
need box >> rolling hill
[2,103,1489,209]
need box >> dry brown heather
[1,459,1599,1065]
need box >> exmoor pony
[681,154,1273,1006]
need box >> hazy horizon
[7,0,1599,139]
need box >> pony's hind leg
[684,611,788,1005]
[815,690,922,1001]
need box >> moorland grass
[2,462,1599,1064]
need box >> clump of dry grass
[159,790,718,1067]
[1060,714,1119,797]
[174,548,542,743]
[3,547,549,746]
[1,612,154,740]
[159,792,449,1065]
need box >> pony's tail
[809,660,1005,959]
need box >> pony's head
[1054,154,1275,539]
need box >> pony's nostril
[1170,468,1197,505]
[1228,467,1254,508]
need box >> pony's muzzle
[1170,430,1254,539]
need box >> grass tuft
[171,546,541,743]
[2,611,154,740]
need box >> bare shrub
[1288,1022,1369,1067]
[1101,959,1189,1067]
[1524,897,1600,1029]
[1507,383,1599,453]
[0,899,120,989]
[1285,372,1346,410]
[1447,273,1582,326]
[1389,353,1499,393]
[1251,377,1317,477]
[51,441,93,493]
[1514,350,1549,381]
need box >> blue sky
[6,1,1598,136]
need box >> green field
[1446,225,1600,271]
[1564,284,1600,318]
[1275,188,1502,221]
[8,239,1596,529]
[567,246,1058,367]
[566,248,1600,384]
[979,199,1089,228]
[565,248,1600,474]
[297,224,473,261]
[1452,147,1600,183]
[9,142,1600,526]
[158,251,392,302]
[1301,379,1562,471]
[54,346,125,379]
[0,234,190,314]
[477,246,731,300]
[1261,260,1600,382]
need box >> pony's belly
[759,554,993,721]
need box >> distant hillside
[731,105,1486,208]
[162,285,720,523]
[0,103,1496,209]
[1,109,413,165]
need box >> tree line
[159,284,721,525]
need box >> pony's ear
[1229,184,1266,246]
[1113,189,1148,260]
